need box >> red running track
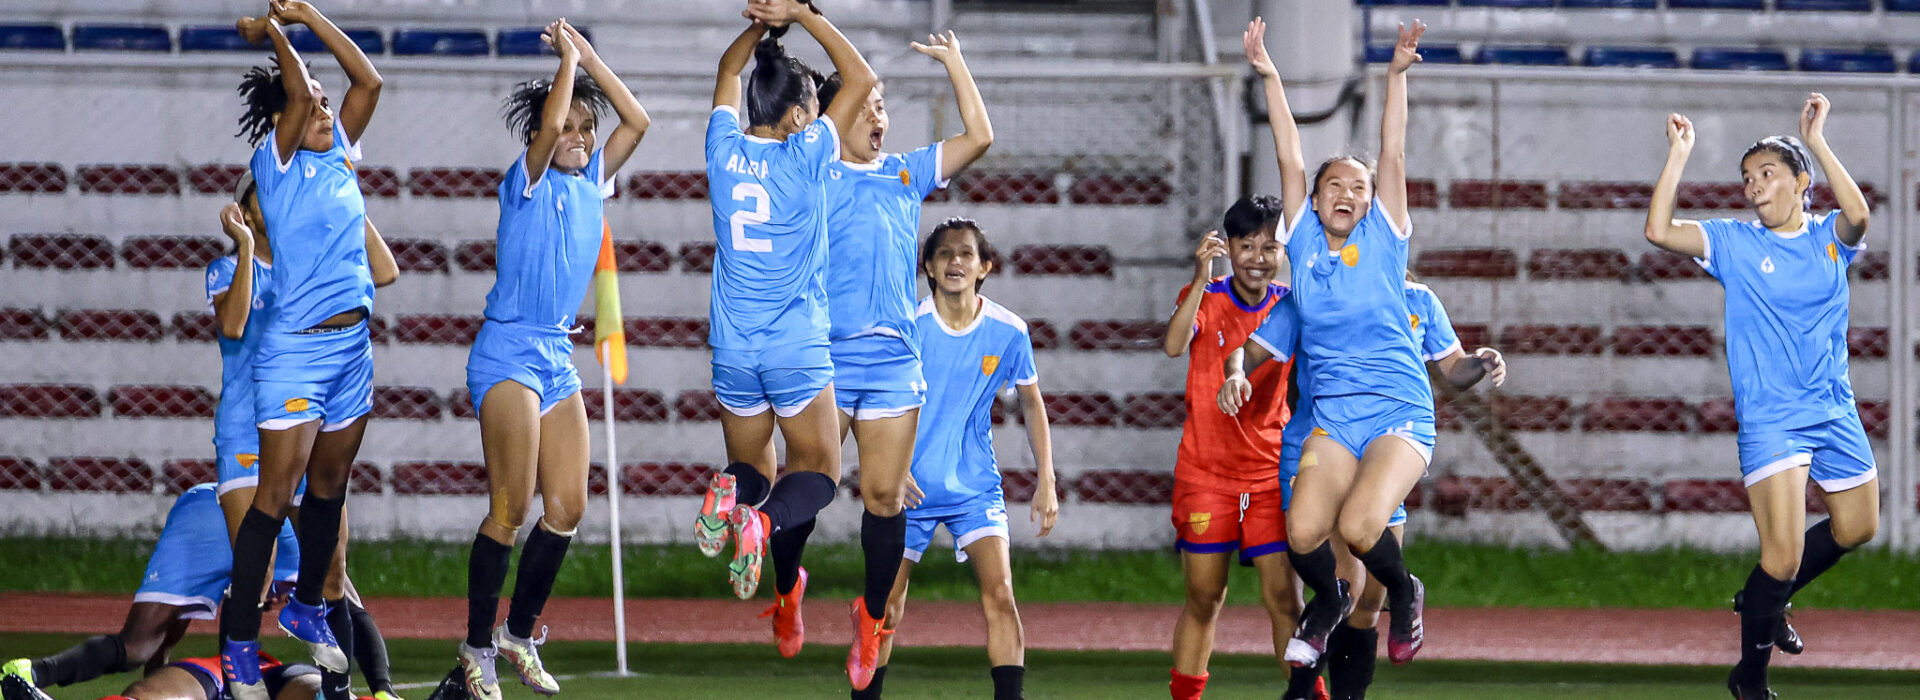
[4,593,1918,670]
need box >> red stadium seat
[675,390,724,422]
[1068,174,1170,205]
[585,463,610,496]
[623,462,713,496]
[1809,183,1883,212]
[110,385,215,418]
[1613,325,1714,357]
[581,389,669,422]
[1,384,101,418]
[1121,392,1186,429]
[1635,251,1712,281]
[1556,181,1652,210]
[616,241,674,273]
[1001,469,1042,503]
[1661,479,1748,513]
[77,164,180,195]
[1695,398,1738,433]
[388,239,450,273]
[171,312,217,342]
[188,164,246,195]
[1068,320,1162,352]
[11,234,114,269]
[351,461,384,494]
[957,172,1058,204]
[625,317,708,348]
[626,171,707,200]
[1675,183,1746,211]
[1072,469,1173,505]
[454,240,496,272]
[989,397,1009,426]
[1448,180,1549,209]
[408,167,502,198]
[1452,324,1491,351]
[162,459,216,493]
[1406,179,1439,208]
[392,314,483,344]
[390,461,487,495]
[1491,395,1572,431]
[0,163,67,193]
[1456,476,1527,511]
[1850,251,1887,281]
[1026,319,1060,351]
[1012,245,1113,276]
[373,386,443,420]
[1526,249,1630,281]
[1849,327,1888,359]
[1037,393,1118,427]
[1582,397,1689,432]
[1413,248,1518,279]
[679,242,716,273]
[60,310,164,342]
[0,457,41,491]
[1858,400,1888,439]
[447,389,476,419]
[1497,324,1605,355]
[357,166,402,198]
[0,308,50,340]
[48,457,151,493]
[365,315,390,344]
[123,236,225,270]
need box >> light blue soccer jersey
[1404,282,1463,362]
[205,254,274,447]
[484,148,614,328]
[1268,281,1461,454]
[1282,198,1432,410]
[910,296,1039,517]
[704,106,841,350]
[1695,210,1861,430]
[825,144,946,345]
[248,121,372,334]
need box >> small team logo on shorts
[981,355,1000,375]
[237,454,259,471]
[1311,426,1329,437]
[285,398,310,413]
[1187,512,1211,535]
[1340,244,1360,267]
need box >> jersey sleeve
[1372,196,1412,250]
[249,132,295,194]
[1693,218,1740,281]
[1817,209,1863,264]
[1173,283,1202,334]
[1008,327,1040,386]
[1248,296,1301,363]
[906,142,948,199]
[335,121,362,163]
[205,256,237,310]
[589,147,616,199]
[705,106,741,160]
[786,115,841,178]
[503,150,535,199]
[1416,289,1463,361]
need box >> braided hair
[234,60,311,147]
[501,74,610,145]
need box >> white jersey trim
[1422,340,1462,363]
[1249,330,1292,363]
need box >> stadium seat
[162,459,216,493]
[0,163,67,193]
[581,389,669,423]
[188,164,246,195]
[1691,47,1790,72]
[1492,395,1572,431]
[1849,251,1887,281]
[1668,0,1764,8]
[0,25,64,51]
[1582,46,1681,69]
[1026,319,1060,350]
[178,26,253,52]
[1526,249,1630,281]
[1012,245,1113,276]
[1448,180,1549,209]
[392,314,484,344]
[1776,0,1871,11]
[1039,393,1120,427]
[1,385,99,418]
[1849,327,1888,359]
[627,172,707,200]
[390,461,487,495]
[957,172,1059,205]
[1121,392,1185,429]
[365,316,389,344]
[1893,0,1920,11]
[123,236,224,270]
[11,234,114,269]
[454,240,496,272]
[1913,53,1920,78]
[615,241,674,273]
[358,167,402,198]
[623,462,712,496]
[287,28,385,55]
[496,27,592,56]
[1635,251,1712,281]
[72,25,171,52]
[674,390,724,422]
[387,239,450,273]
[1460,0,1555,6]
[1357,0,1450,5]
[351,461,384,494]
[1560,479,1655,512]
[409,167,501,198]
[1069,174,1171,205]
[1858,400,1888,439]
[999,470,1042,503]
[1073,469,1173,505]
[1364,43,1462,64]
[1068,320,1162,352]
[390,29,488,56]
[445,389,476,420]
[1694,398,1738,433]
[1581,397,1691,432]
[1453,323,1492,351]
[1452,476,1528,511]
[373,386,443,420]
[1558,0,1657,8]
[170,312,217,342]
[678,242,716,273]
[1799,48,1895,73]
[1809,183,1884,211]
[1662,478,1747,513]
[110,385,215,418]
[1413,248,1519,279]
[1674,182,1747,211]
[1407,179,1439,208]
[0,457,41,491]
[1613,325,1714,357]
[48,457,151,493]
[1558,181,1652,209]
[624,317,709,347]
[0,308,50,340]
[1496,325,1605,355]
[77,164,180,195]
[1475,45,1571,66]
[60,310,164,342]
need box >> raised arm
[1644,113,1707,258]
[524,21,580,183]
[563,22,649,175]
[246,16,316,164]
[271,1,382,143]
[364,219,397,288]
[1245,18,1306,223]
[1017,382,1058,537]
[1432,346,1508,391]
[1377,21,1424,235]
[753,0,876,130]
[911,31,993,180]
[213,204,257,340]
[1164,231,1226,357]
[1800,93,1870,246]
[714,22,771,110]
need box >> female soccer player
[853,218,1057,700]
[1643,95,1876,700]
[221,3,385,697]
[693,0,876,649]
[787,28,992,680]
[456,20,649,700]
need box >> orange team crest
[981,355,1000,375]
[1409,313,1422,331]
[236,453,260,470]
[899,169,911,186]
[284,398,310,413]
[1826,243,1838,262]
[1187,511,1211,535]
[1341,244,1360,267]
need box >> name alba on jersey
[722,153,769,180]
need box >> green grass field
[4,536,1919,610]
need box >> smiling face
[925,226,993,295]
[1312,158,1373,236]
[1740,149,1809,229]
[843,84,888,163]
[544,101,598,172]
[1226,229,1280,297]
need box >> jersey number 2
[729,183,772,253]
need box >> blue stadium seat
[72,25,170,52]
[1912,52,1920,74]
[287,28,385,55]
[1558,0,1657,7]
[1583,46,1680,68]
[497,27,593,57]
[1460,0,1556,7]
[1799,48,1895,73]
[1891,0,1920,11]
[1776,0,1871,10]
[1365,43,1463,64]
[1667,0,1764,8]
[1691,47,1789,71]
[390,28,488,56]
[1356,0,1452,6]
[1476,44,1571,66]
[178,26,253,52]
[0,24,63,51]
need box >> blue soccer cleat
[221,638,268,700]
[278,598,348,672]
